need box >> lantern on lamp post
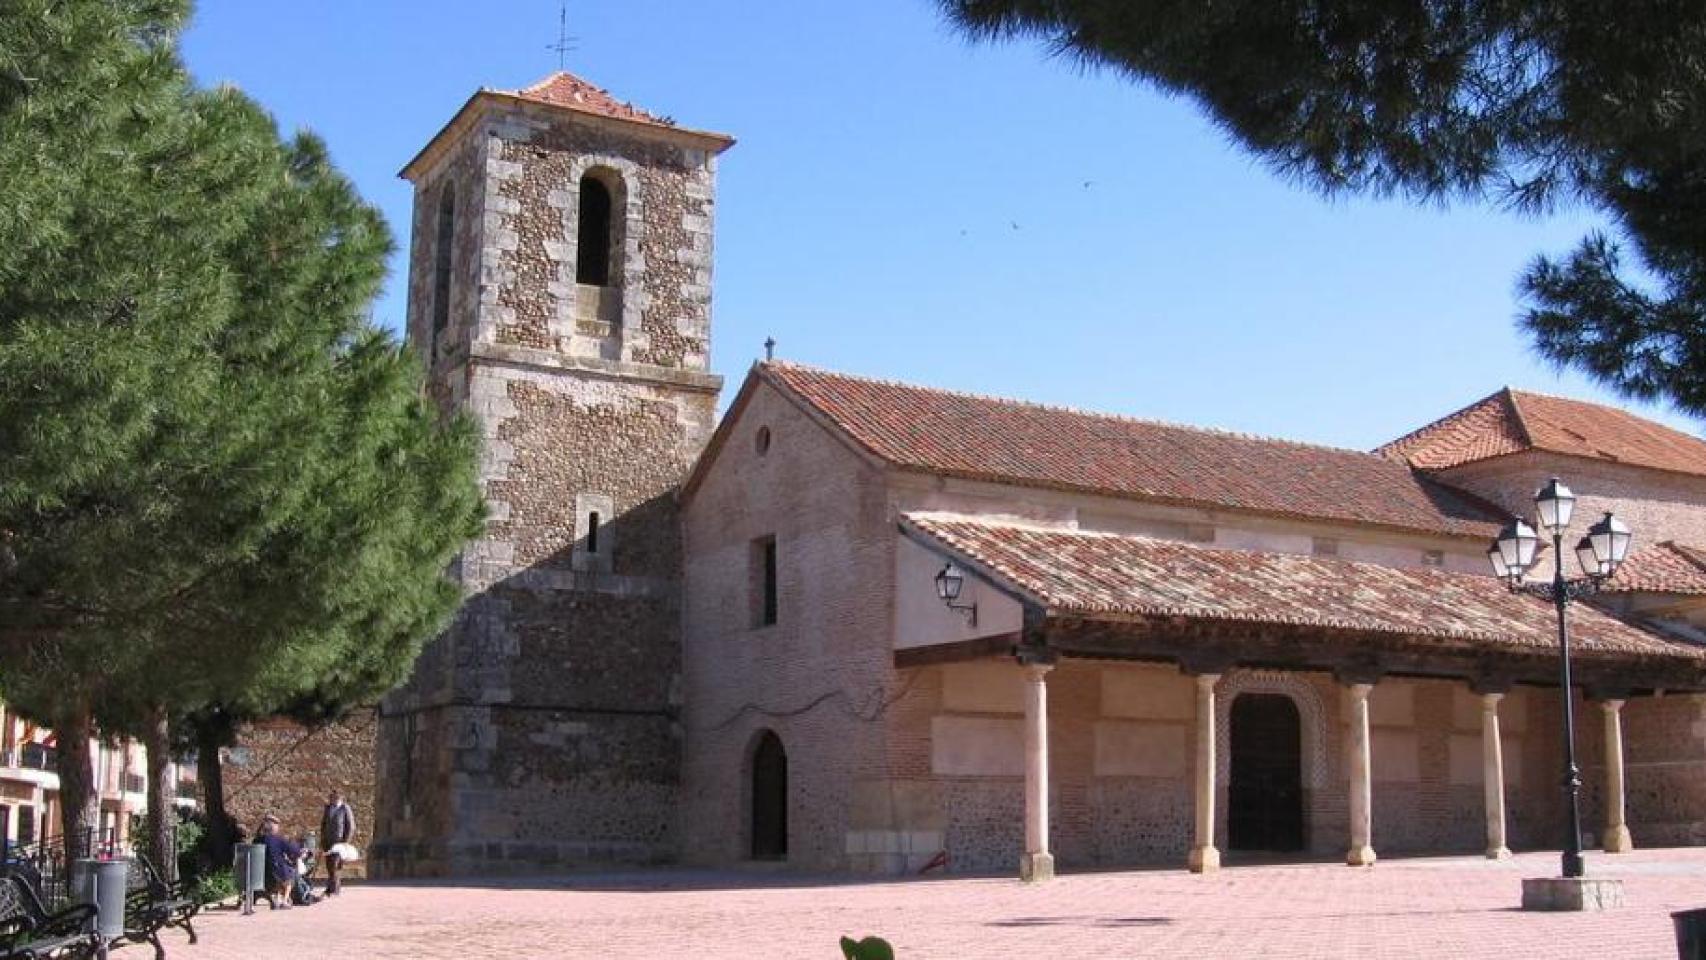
[1486,478,1632,881]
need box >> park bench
[122,855,199,960]
[0,874,99,960]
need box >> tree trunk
[142,705,175,883]
[195,713,237,872]
[53,703,100,855]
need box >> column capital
[1346,681,1375,699]
[1013,641,1058,669]
[1599,698,1626,712]
[1192,672,1221,690]
[1021,661,1054,681]
[1334,664,1383,688]
[1481,690,1505,709]
[1469,675,1514,696]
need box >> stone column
[1346,683,1377,866]
[1601,699,1633,853]
[1020,661,1055,882]
[1481,692,1512,859]
[1188,673,1221,873]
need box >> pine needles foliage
[0,0,484,847]
[940,0,1706,418]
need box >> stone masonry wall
[376,95,723,877]
[225,711,377,878]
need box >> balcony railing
[19,743,55,771]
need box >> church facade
[372,73,1706,879]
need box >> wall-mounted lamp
[934,562,977,627]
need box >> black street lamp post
[1487,478,1632,881]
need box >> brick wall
[680,381,898,871]
[225,711,377,878]
[1438,452,1706,564]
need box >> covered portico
[897,513,1706,880]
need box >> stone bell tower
[373,73,732,877]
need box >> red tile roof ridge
[761,361,1384,460]
[1374,388,1518,461]
[503,71,673,126]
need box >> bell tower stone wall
[374,80,729,876]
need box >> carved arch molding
[1213,669,1332,789]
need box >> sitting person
[252,816,313,909]
[290,843,319,906]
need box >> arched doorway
[1229,694,1304,852]
[750,730,788,860]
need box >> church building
[372,73,1706,880]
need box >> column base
[1346,845,1377,867]
[1188,845,1220,873]
[1485,846,1513,860]
[1604,825,1634,853]
[1521,876,1625,911]
[1019,852,1055,883]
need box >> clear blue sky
[181,0,1700,450]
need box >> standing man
[320,788,356,896]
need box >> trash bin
[1675,908,1706,959]
[234,843,268,915]
[70,858,128,941]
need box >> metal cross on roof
[547,1,579,69]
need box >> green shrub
[840,935,895,960]
[188,869,237,905]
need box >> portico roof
[901,513,1706,675]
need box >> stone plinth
[1521,876,1626,912]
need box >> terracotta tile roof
[1605,541,1706,596]
[904,513,1701,661]
[1379,388,1706,477]
[504,71,676,128]
[762,363,1505,539]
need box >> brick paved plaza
[177,848,1706,959]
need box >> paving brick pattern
[181,848,1706,959]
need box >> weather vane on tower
[547,1,578,70]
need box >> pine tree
[0,0,483,859]
[940,0,1706,418]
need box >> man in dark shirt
[319,789,356,895]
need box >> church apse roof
[1378,387,1706,478]
[902,513,1701,663]
[757,362,1506,540]
[1605,541,1706,596]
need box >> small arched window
[576,174,613,286]
[431,186,456,351]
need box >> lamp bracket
[945,599,977,627]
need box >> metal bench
[0,874,98,960]
[122,855,199,960]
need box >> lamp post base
[1521,876,1625,912]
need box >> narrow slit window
[752,536,778,628]
[576,175,613,286]
[431,187,456,352]
[587,511,601,555]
